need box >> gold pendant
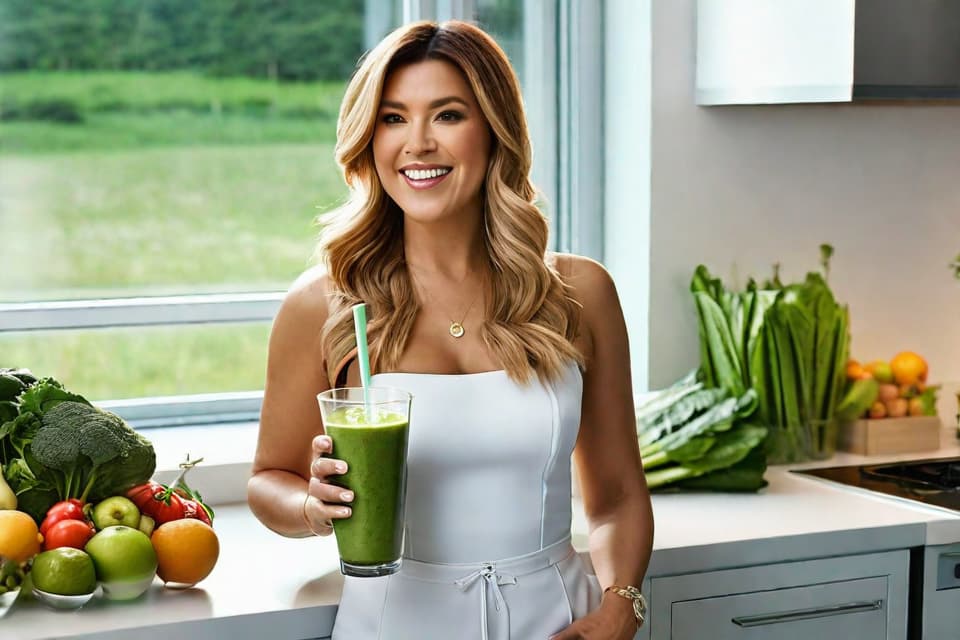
[449,322,465,338]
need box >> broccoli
[31,401,156,504]
[0,379,156,522]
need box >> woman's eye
[381,113,403,124]
[436,110,464,122]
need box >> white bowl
[98,574,155,601]
[31,587,95,610]
[0,588,20,617]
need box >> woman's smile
[400,164,453,190]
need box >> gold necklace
[409,269,483,339]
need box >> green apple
[31,548,97,596]
[91,496,140,530]
[137,514,156,537]
[84,526,157,600]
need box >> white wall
[612,0,960,423]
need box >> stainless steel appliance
[795,458,960,638]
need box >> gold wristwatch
[604,584,647,628]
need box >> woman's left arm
[551,256,654,640]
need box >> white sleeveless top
[330,362,601,640]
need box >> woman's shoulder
[275,265,335,333]
[548,252,617,303]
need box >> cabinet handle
[731,600,883,627]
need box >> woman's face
[373,59,492,226]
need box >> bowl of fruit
[0,557,30,618]
[29,547,98,611]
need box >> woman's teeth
[402,168,451,180]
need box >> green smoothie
[325,407,409,568]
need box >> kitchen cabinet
[696,0,960,104]
[642,549,908,639]
[696,0,856,105]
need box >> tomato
[181,498,213,527]
[127,481,165,516]
[127,481,185,523]
[150,490,185,525]
[43,519,95,551]
[125,462,215,527]
[40,500,87,535]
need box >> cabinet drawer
[644,549,909,640]
[671,576,887,639]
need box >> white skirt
[331,536,602,640]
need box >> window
[0,0,378,416]
[0,1,600,423]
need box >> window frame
[0,1,607,425]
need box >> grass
[0,112,338,153]
[0,143,345,296]
[0,71,349,400]
[1,70,346,116]
[0,324,272,400]
[1,71,346,153]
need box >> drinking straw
[352,303,374,420]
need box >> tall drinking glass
[317,387,411,577]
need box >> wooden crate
[838,416,942,456]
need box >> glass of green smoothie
[317,387,411,578]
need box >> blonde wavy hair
[319,20,583,385]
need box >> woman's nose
[404,122,437,155]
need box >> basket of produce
[837,352,942,455]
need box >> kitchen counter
[5,428,960,640]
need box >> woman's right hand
[303,434,353,536]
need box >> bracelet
[604,585,647,628]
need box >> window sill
[142,421,259,506]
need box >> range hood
[696,0,960,105]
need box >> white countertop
[5,429,960,640]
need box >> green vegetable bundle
[0,370,156,522]
[691,256,850,463]
[637,373,768,492]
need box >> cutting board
[838,416,942,456]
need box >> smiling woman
[248,19,653,640]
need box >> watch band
[604,584,647,628]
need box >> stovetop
[793,456,960,512]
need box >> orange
[151,519,219,587]
[845,360,866,380]
[890,351,928,386]
[0,510,43,563]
